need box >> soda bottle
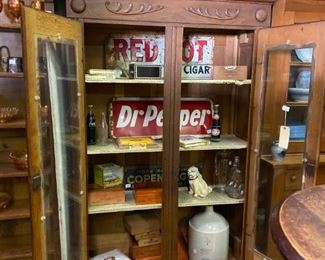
[97,112,108,145]
[87,105,96,145]
[211,104,221,142]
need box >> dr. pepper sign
[109,98,213,138]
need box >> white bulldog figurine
[187,166,212,198]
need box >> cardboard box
[94,163,123,188]
[213,66,247,80]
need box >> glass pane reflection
[255,47,313,259]
[37,38,82,259]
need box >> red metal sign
[109,98,213,138]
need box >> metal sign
[182,35,214,79]
[109,98,213,138]
[106,33,214,79]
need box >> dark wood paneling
[161,25,183,260]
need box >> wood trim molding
[105,0,165,15]
[285,0,325,13]
[67,0,272,29]
[184,6,240,20]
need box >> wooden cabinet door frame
[245,21,325,259]
[22,7,87,260]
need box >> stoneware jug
[189,206,229,260]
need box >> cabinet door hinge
[32,175,41,190]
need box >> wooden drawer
[285,169,302,191]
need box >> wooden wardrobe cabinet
[0,3,32,259]
[65,0,275,259]
[246,20,325,260]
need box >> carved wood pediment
[105,0,164,15]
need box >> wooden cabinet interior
[0,2,56,259]
[0,26,32,260]
[246,20,325,260]
[77,0,272,257]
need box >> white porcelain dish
[288,88,309,101]
[294,48,313,63]
[295,70,311,89]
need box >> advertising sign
[182,35,214,79]
[109,98,213,138]
[106,33,214,79]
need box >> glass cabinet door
[22,7,87,260]
[246,22,325,259]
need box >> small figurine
[187,166,212,198]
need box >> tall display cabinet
[0,1,55,259]
[245,21,325,260]
[6,1,325,260]
[0,13,31,260]
[64,0,275,259]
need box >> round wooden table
[270,185,325,260]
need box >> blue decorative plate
[295,48,313,63]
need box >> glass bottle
[211,104,221,142]
[214,150,231,190]
[225,156,244,199]
[97,112,108,145]
[87,105,96,145]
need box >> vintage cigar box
[134,187,162,205]
[134,256,161,260]
[132,243,161,258]
[88,185,125,205]
[124,211,160,236]
[89,232,132,256]
[213,66,247,80]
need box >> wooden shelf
[0,200,30,221]
[182,79,251,86]
[88,187,243,214]
[0,119,26,129]
[0,235,32,260]
[0,246,32,260]
[87,135,247,155]
[0,72,24,78]
[85,78,251,86]
[86,78,164,84]
[286,101,308,106]
[290,62,312,67]
[0,163,28,178]
[0,23,21,32]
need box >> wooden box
[134,188,162,204]
[88,186,125,205]
[132,243,161,258]
[213,66,247,80]
[89,232,131,256]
